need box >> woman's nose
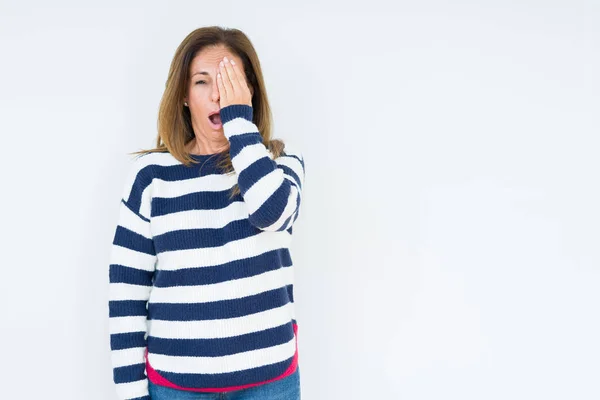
[212,83,220,101]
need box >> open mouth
[208,112,222,129]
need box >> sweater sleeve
[220,104,306,232]
[107,156,156,400]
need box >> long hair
[130,26,286,198]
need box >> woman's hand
[217,56,252,109]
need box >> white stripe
[114,379,149,400]
[151,201,248,237]
[149,265,293,303]
[117,202,152,238]
[152,173,238,199]
[282,172,300,191]
[121,152,188,208]
[109,315,148,334]
[111,346,147,368]
[148,333,296,374]
[282,208,298,231]
[223,117,258,138]
[156,229,291,270]
[243,169,283,214]
[232,143,271,171]
[147,302,295,339]
[110,244,157,272]
[109,282,153,301]
[152,152,190,166]
[139,184,152,219]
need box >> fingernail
[231,60,235,65]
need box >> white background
[0,1,598,399]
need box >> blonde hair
[130,26,286,198]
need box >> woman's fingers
[227,58,246,91]
[219,60,233,98]
[222,57,240,94]
[218,56,251,107]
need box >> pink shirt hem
[145,322,299,392]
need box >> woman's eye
[196,80,206,85]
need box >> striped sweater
[108,104,305,400]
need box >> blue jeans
[148,365,301,400]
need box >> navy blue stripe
[291,204,301,223]
[237,156,276,194]
[287,284,294,302]
[153,218,263,253]
[151,190,241,218]
[110,264,154,286]
[219,104,253,125]
[248,181,291,228]
[110,331,146,351]
[287,178,298,192]
[109,300,148,318]
[153,249,292,287]
[125,166,153,214]
[148,285,292,321]
[279,213,293,232]
[282,152,302,163]
[279,164,302,189]
[148,321,295,357]
[229,132,263,159]
[154,356,294,389]
[113,363,147,384]
[279,194,301,232]
[152,161,225,184]
[112,225,156,256]
[280,167,302,189]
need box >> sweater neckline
[189,151,225,161]
[190,153,216,159]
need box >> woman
[108,26,305,400]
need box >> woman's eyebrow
[192,71,211,77]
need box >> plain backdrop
[0,1,598,399]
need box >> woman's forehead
[189,49,245,79]
[193,47,242,66]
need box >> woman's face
[184,45,251,140]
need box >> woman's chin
[203,124,223,134]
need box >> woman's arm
[108,157,156,400]
[221,104,305,232]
